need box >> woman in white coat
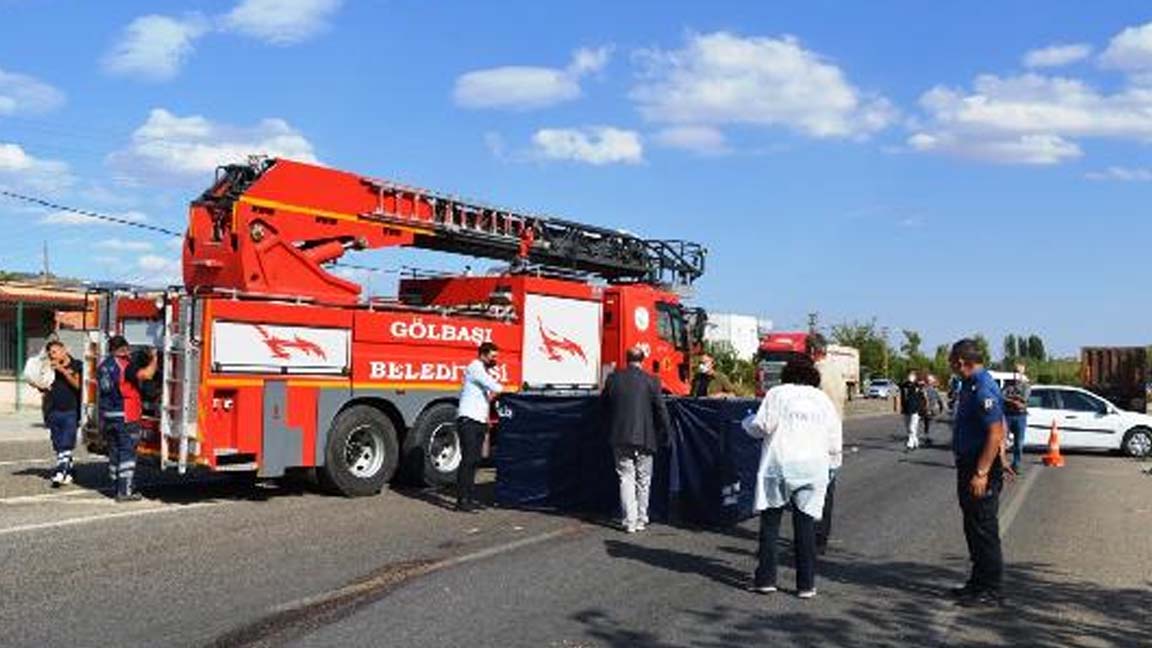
[743,356,843,599]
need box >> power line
[0,189,437,279]
[0,189,183,237]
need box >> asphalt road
[1,414,1148,648]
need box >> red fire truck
[82,158,706,496]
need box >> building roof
[0,282,91,310]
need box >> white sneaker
[798,589,818,600]
[635,522,647,532]
[62,474,73,485]
[50,472,64,487]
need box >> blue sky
[1,1,1151,357]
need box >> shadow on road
[11,461,312,504]
[574,542,1150,647]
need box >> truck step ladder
[159,295,200,474]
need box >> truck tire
[1122,426,1152,458]
[401,402,460,487]
[319,405,399,497]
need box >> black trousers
[956,462,1003,592]
[815,477,836,550]
[755,505,817,592]
[456,418,487,505]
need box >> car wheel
[319,405,399,497]
[1121,426,1152,458]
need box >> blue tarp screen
[493,394,762,527]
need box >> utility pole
[807,312,819,334]
[41,241,49,283]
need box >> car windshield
[872,380,892,386]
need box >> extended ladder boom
[184,158,705,304]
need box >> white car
[1023,385,1152,457]
[867,379,896,399]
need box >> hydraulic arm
[184,158,705,304]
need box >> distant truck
[1081,347,1147,412]
[754,331,859,398]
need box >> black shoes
[950,584,1005,608]
[115,492,143,503]
[455,499,487,513]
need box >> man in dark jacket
[601,346,672,533]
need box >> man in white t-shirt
[808,333,845,555]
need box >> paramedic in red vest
[98,336,158,502]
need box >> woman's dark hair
[780,355,821,388]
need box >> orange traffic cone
[1042,420,1065,467]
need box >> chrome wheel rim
[1128,432,1152,457]
[428,422,461,473]
[345,424,385,478]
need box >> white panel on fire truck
[122,319,164,348]
[522,294,601,388]
[211,322,350,374]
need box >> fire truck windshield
[656,302,688,351]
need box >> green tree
[831,318,889,378]
[933,343,952,380]
[1003,334,1018,363]
[1026,335,1046,362]
[900,329,924,362]
[972,334,991,364]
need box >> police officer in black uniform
[948,338,1008,607]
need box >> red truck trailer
[82,158,707,495]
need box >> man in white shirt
[456,342,503,512]
[808,334,846,555]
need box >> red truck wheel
[320,405,399,496]
[402,402,460,487]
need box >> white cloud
[0,67,64,115]
[39,210,148,227]
[454,46,612,110]
[0,142,73,192]
[907,131,1081,165]
[909,72,1152,164]
[530,126,643,165]
[1023,43,1092,68]
[222,0,343,45]
[652,126,730,155]
[630,32,895,138]
[95,238,154,252]
[1100,21,1152,71]
[1084,166,1152,181]
[108,108,318,181]
[133,254,182,286]
[102,14,209,81]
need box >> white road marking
[0,490,105,504]
[926,466,1043,642]
[0,501,219,537]
[0,458,52,467]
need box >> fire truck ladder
[359,177,707,287]
[205,159,706,288]
[159,296,199,474]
